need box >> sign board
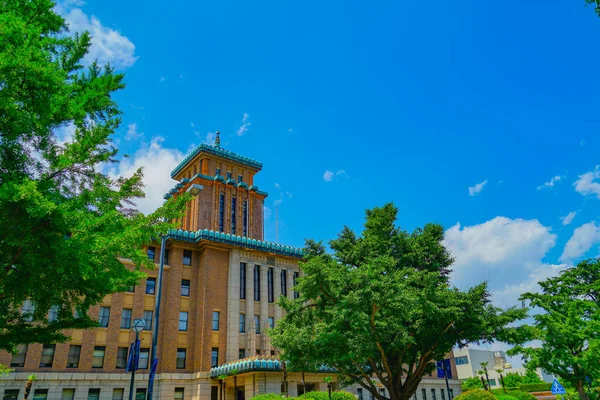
[551,379,566,395]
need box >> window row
[144,278,191,296]
[356,388,454,400]
[238,314,274,333]
[239,263,299,301]
[145,248,193,266]
[2,387,185,400]
[217,193,248,236]
[98,307,153,330]
[10,344,189,371]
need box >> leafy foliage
[305,391,355,400]
[270,204,526,400]
[501,391,536,400]
[493,395,518,400]
[585,0,600,16]
[0,0,188,352]
[515,383,551,393]
[455,390,496,400]
[250,394,286,400]
[508,259,600,400]
[463,378,485,391]
[501,371,541,390]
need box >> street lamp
[147,184,203,400]
[129,318,146,400]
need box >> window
[183,250,192,266]
[219,193,225,232]
[239,349,245,359]
[139,348,149,369]
[39,344,55,367]
[32,390,48,400]
[3,390,19,400]
[66,345,81,368]
[254,265,260,301]
[121,308,132,329]
[211,348,219,367]
[357,389,363,400]
[293,272,299,299]
[441,389,445,400]
[242,200,248,236]
[10,344,27,367]
[112,389,125,400]
[422,389,427,400]
[489,379,497,386]
[179,311,188,331]
[164,249,169,265]
[239,314,245,332]
[143,310,153,331]
[270,350,275,356]
[92,346,105,368]
[62,389,75,400]
[146,278,156,295]
[431,389,437,400]
[126,285,135,292]
[175,388,185,400]
[227,171,231,179]
[48,305,59,322]
[449,389,454,400]
[231,197,236,233]
[147,246,155,260]
[87,389,100,400]
[98,306,110,327]
[379,389,385,397]
[254,315,260,334]
[268,317,274,329]
[22,299,35,322]
[211,387,219,400]
[135,389,146,400]
[215,168,221,176]
[256,349,260,355]
[267,267,274,303]
[212,311,220,331]
[238,174,243,183]
[116,347,128,369]
[281,270,288,296]
[455,356,469,365]
[181,279,191,296]
[240,263,246,299]
[176,348,186,369]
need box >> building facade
[0,137,462,400]
[453,348,553,387]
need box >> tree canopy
[0,0,187,352]
[508,259,600,400]
[270,204,526,400]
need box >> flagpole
[129,330,140,400]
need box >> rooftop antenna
[276,206,279,243]
[215,130,221,148]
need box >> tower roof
[170,143,263,179]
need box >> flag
[436,359,453,379]
[437,361,445,378]
[126,339,140,372]
[148,358,159,397]
[443,359,452,379]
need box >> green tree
[0,0,187,353]
[462,378,484,391]
[502,372,523,389]
[270,204,526,400]
[585,0,600,16]
[508,259,600,400]
[521,368,542,385]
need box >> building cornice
[171,144,262,179]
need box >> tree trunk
[302,371,306,398]
[576,380,590,400]
[484,371,491,391]
[234,376,237,400]
[328,383,332,400]
[480,377,488,391]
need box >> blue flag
[148,358,159,396]
[443,359,452,379]
[126,339,140,372]
[436,359,453,379]
[437,361,445,378]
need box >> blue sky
[56,0,600,313]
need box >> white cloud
[560,211,577,226]
[55,122,76,145]
[444,217,557,303]
[264,206,272,221]
[61,7,137,69]
[195,131,216,145]
[125,123,142,140]
[190,122,195,128]
[288,128,293,133]
[580,139,585,147]
[106,137,184,215]
[274,183,281,189]
[574,165,600,199]
[236,113,251,136]
[468,180,488,196]
[537,175,562,190]
[323,169,347,182]
[559,222,600,263]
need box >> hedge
[517,383,552,393]
[494,395,518,400]
[507,391,537,400]
[454,389,497,400]
[251,395,287,400]
[305,391,356,400]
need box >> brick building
[0,135,461,400]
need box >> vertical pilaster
[245,263,255,355]
[226,250,241,362]
[260,264,269,354]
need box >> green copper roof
[209,356,336,378]
[171,144,262,178]
[163,173,268,200]
[167,228,303,258]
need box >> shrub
[505,391,537,400]
[251,394,285,400]
[494,395,518,400]
[517,383,552,393]
[305,392,329,400]
[332,391,356,400]
[455,389,497,400]
[463,378,485,391]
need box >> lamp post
[129,319,146,400]
[147,184,203,400]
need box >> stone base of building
[0,371,462,400]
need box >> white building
[453,348,553,387]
